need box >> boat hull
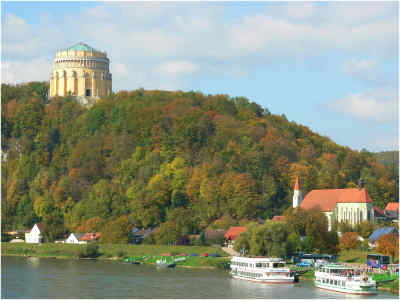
[314,281,377,295]
[232,274,295,284]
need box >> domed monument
[49,42,112,105]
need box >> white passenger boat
[230,256,296,284]
[314,264,376,295]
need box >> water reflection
[2,257,398,299]
[25,256,40,267]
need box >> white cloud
[341,58,382,83]
[1,57,52,84]
[328,88,398,122]
[342,58,378,74]
[154,61,198,76]
[1,2,397,90]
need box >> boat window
[256,263,261,268]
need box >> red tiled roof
[300,188,373,212]
[80,232,101,241]
[385,202,399,212]
[273,216,286,222]
[374,206,385,216]
[224,226,246,240]
[294,176,301,190]
[36,224,44,231]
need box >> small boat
[156,259,176,268]
[314,263,376,295]
[230,256,297,284]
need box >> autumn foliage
[376,233,399,260]
[1,82,398,245]
[339,232,360,251]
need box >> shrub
[79,243,100,258]
[339,232,359,251]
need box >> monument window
[86,89,91,97]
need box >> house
[384,202,399,221]
[368,227,398,248]
[25,224,43,243]
[224,226,246,248]
[80,232,101,242]
[273,216,286,222]
[131,227,158,244]
[294,176,375,231]
[65,233,88,244]
[205,229,226,241]
[373,206,387,223]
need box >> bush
[79,243,100,258]
[339,232,359,251]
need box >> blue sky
[2,1,398,152]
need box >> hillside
[1,82,398,235]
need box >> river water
[1,256,397,299]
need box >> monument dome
[49,42,112,104]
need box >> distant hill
[373,151,399,167]
[1,82,398,233]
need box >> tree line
[1,82,398,243]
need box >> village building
[80,232,101,242]
[25,224,43,243]
[224,226,246,248]
[368,227,398,248]
[49,42,112,105]
[384,202,399,221]
[293,177,375,231]
[66,233,88,244]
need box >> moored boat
[230,256,296,284]
[156,258,176,268]
[314,263,376,295]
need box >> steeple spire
[294,176,301,191]
[293,176,303,208]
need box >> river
[1,256,397,299]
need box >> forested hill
[1,82,398,233]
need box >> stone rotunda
[49,42,112,104]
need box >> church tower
[293,176,303,208]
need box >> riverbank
[1,242,229,269]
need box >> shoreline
[1,253,220,269]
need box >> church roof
[67,42,97,52]
[300,188,373,212]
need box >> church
[293,176,375,231]
[49,42,112,105]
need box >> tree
[76,216,103,233]
[339,232,359,251]
[42,212,66,242]
[99,215,131,244]
[234,221,292,258]
[376,233,399,262]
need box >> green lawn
[337,249,368,264]
[1,242,228,267]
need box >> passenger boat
[156,258,176,268]
[314,263,376,295]
[230,256,296,284]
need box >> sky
[1,1,398,152]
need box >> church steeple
[293,176,303,208]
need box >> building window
[86,89,91,97]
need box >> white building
[25,224,43,243]
[293,177,375,231]
[65,233,87,244]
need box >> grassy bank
[1,242,229,268]
[338,249,368,264]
